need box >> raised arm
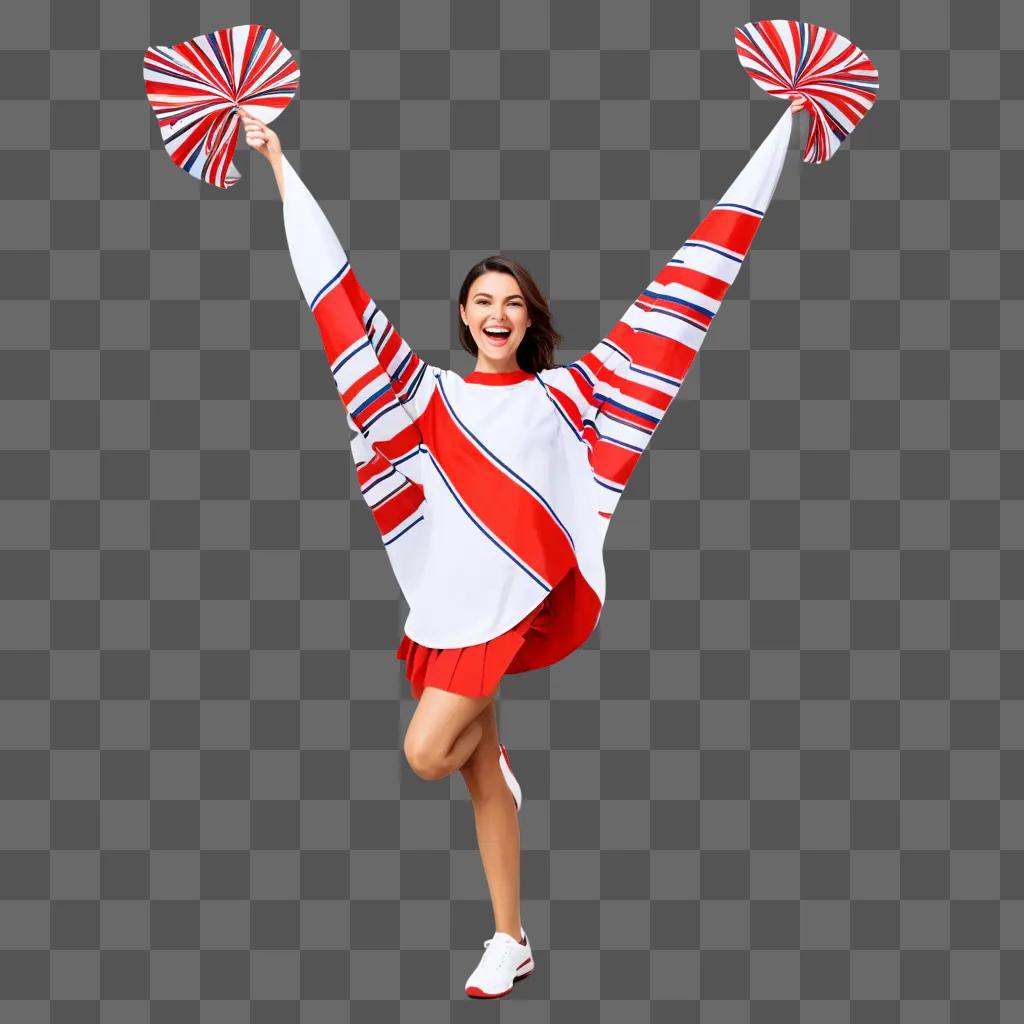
[539,108,795,522]
[279,154,437,539]
[278,154,437,440]
[243,110,433,545]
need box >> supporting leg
[459,699,522,940]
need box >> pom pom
[143,24,300,188]
[735,20,878,163]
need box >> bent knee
[403,738,448,781]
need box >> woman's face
[460,271,532,364]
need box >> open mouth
[482,328,512,344]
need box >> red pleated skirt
[396,595,555,701]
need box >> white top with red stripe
[279,109,793,664]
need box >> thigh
[404,686,494,762]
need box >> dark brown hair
[456,255,561,373]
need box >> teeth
[484,329,510,336]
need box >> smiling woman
[456,255,562,375]
[150,15,879,1002]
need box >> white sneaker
[498,742,522,812]
[464,927,534,998]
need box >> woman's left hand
[789,95,807,114]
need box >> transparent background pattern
[2,0,1023,1020]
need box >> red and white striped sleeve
[540,110,794,523]
[279,154,436,481]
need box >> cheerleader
[147,16,876,999]
[241,93,810,996]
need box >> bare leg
[459,698,522,940]
[403,687,494,780]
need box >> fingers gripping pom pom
[735,20,879,163]
[143,24,300,188]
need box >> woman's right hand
[240,109,282,164]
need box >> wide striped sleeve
[279,154,433,542]
[540,109,794,524]
[280,152,436,468]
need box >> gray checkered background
[1,0,1022,1019]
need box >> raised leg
[403,687,495,781]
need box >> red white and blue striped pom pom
[143,24,300,188]
[735,20,878,163]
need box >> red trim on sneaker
[466,984,512,998]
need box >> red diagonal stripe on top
[420,391,577,589]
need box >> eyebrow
[473,292,524,299]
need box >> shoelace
[480,936,516,970]
[481,938,506,971]
[481,933,524,970]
